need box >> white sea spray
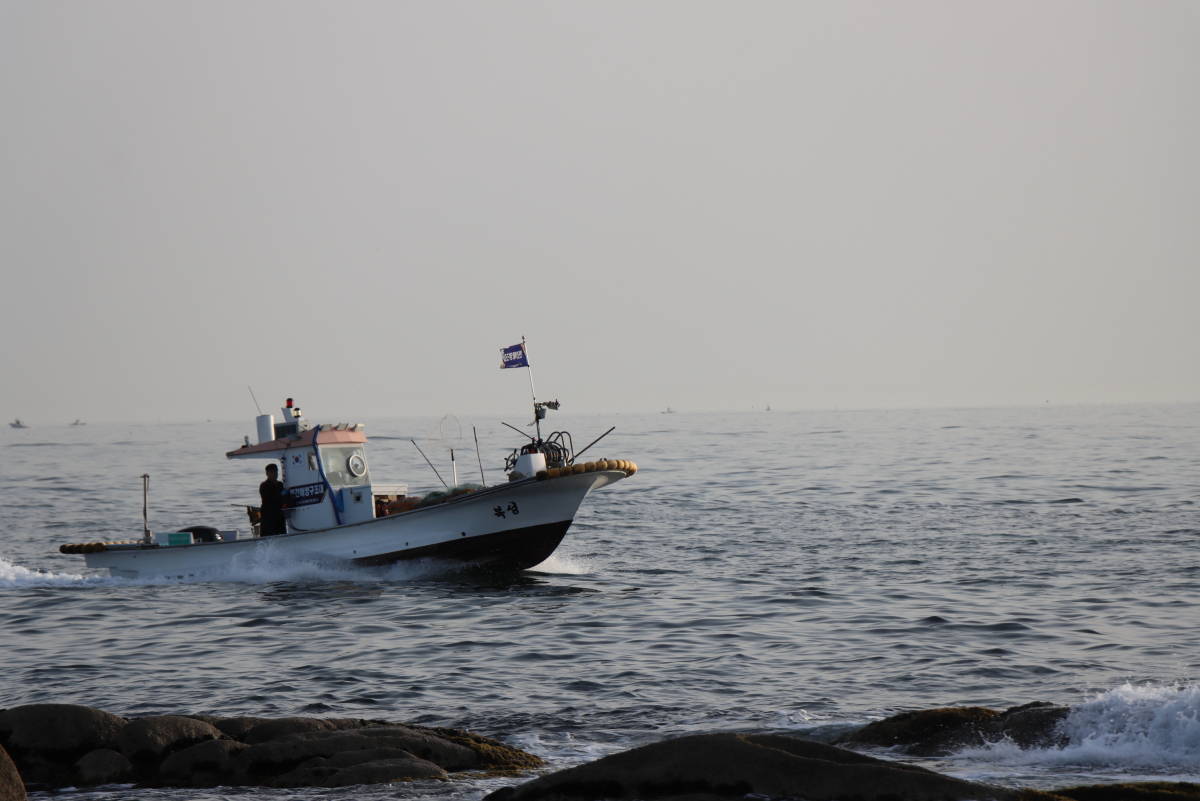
[0,556,171,588]
[529,549,594,575]
[1056,683,1200,768]
[956,683,1200,771]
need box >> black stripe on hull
[351,520,573,571]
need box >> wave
[529,548,594,575]
[0,549,490,589]
[958,683,1200,772]
[6,442,91,447]
[0,558,152,589]
[216,542,464,584]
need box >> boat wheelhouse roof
[226,425,367,459]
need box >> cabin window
[321,445,370,487]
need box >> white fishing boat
[60,391,635,579]
[9,419,29,429]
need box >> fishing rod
[473,426,486,487]
[501,421,534,441]
[572,426,615,462]
[410,439,448,488]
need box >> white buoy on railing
[440,414,462,488]
[141,473,151,545]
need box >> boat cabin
[226,399,403,533]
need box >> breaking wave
[959,683,1200,772]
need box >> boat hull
[84,470,622,579]
[353,519,571,569]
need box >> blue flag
[500,342,529,369]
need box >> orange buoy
[573,464,587,475]
[536,470,549,481]
[626,462,637,475]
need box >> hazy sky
[2,2,1198,424]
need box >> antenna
[248,386,263,416]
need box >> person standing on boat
[259,463,287,536]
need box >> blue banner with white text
[500,343,529,369]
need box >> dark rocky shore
[0,703,540,794]
[483,700,1200,801]
[832,701,1072,756]
[1,702,1197,801]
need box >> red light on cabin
[286,398,293,408]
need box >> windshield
[320,445,370,487]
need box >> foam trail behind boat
[0,550,454,589]
[0,557,161,588]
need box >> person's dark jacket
[259,476,286,535]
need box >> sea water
[2,403,1198,799]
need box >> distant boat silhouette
[661,407,675,414]
[71,419,85,426]
[9,419,28,429]
[766,405,771,411]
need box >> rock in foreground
[1046,783,1200,801]
[835,701,1070,756]
[0,704,125,784]
[484,732,1024,801]
[0,704,540,791]
[0,745,25,801]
